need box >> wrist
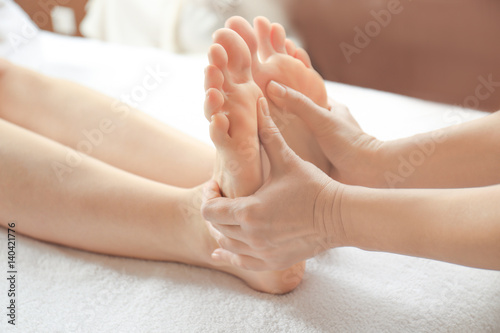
[349,137,411,189]
[313,180,350,250]
[326,184,375,250]
[332,134,387,188]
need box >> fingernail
[210,114,215,123]
[268,81,286,97]
[259,98,270,116]
[211,252,221,260]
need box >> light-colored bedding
[1,3,499,332]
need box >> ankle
[175,186,219,265]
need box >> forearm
[0,119,184,260]
[338,184,500,270]
[371,111,500,188]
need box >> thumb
[267,81,333,135]
[257,97,295,173]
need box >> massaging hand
[267,81,383,186]
[202,100,346,271]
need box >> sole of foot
[225,16,331,175]
[202,28,305,294]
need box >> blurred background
[13,0,500,112]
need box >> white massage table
[1,2,499,332]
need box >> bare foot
[225,16,331,175]
[204,28,263,198]
[200,28,305,293]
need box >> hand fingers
[214,234,262,258]
[203,179,221,201]
[205,220,223,246]
[257,97,296,173]
[211,248,270,271]
[209,223,247,243]
[266,81,333,135]
[201,195,240,226]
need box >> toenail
[269,81,286,97]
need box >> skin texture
[0,16,336,294]
[202,83,500,271]
[2,13,499,294]
[0,16,332,294]
[212,16,331,175]
[202,106,342,270]
[265,84,500,189]
[204,26,306,291]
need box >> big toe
[225,16,259,65]
[213,28,252,83]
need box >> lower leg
[0,118,299,293]
[0,59,213,188]
[0,117,199,262]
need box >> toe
[225,16,259,65]
[295,48,313,68]
[270,23,287,54]
[204,88,224,121]
[285,39,297,56]
[204,65,224,91]
[254,16,274,61]
[208,44,229,72]
[208,43,234,90]
[209,112,230,147]
[213,28,252,83]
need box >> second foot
[201,28,305,293]
[225,16,332,175]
